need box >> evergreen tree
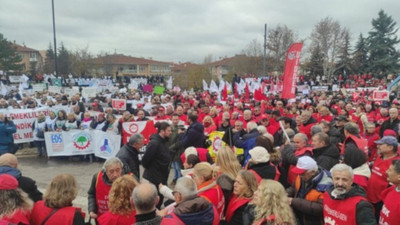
[335,29,352,76]
[367,10,400,76]
[58,42,71,75]
[43,43,55,74]
[0,33,22,73]
[352,34,368,74]
[306,44,324,78]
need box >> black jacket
[116,144,140,181]
[87,171,112,214]
[142,134,170,185]
[327,127,342,145]
[0,166,42,202]
[312,144,340,171]
[325,184,376,225]
[379,118,400,137]
[248,162,277,180]
[179,121,205,148]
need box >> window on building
[129,65,137,71]
[29,52,37,61]
[139,65,146,73]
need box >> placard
[32,83,46,92]
[112,99,127,110]
[81,87,97,99]
[373,90,389,101]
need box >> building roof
[208,56,238,67]
[11,44,39,52]
[171,62,199,72]
[92,54,173,65]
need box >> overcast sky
[1,0,399,63]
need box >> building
[92,54,172,77]
[207,56,236,79]
[12,44,43,74]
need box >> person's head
[37,112,45,121]
[343,146,368,169]
[155,122,171,138]
[193,162,214,186]
[44,174,78,208]
[249,146,270,164]
[83,111,91,119]
[107,114,116,123]
[335,115,348,128]
[234,120,244,132]
[293,133,308,150]
[176,105,184,115]
[310,125,323,137]
[57,110,67,119]
[215,146,241,180]
[202,115,214,127]
[279,117,293,129]
[0,153,18,168]
[184,154,200,169]
[255,135,274,153]
[380,108,388,116]
[171,113,180,126]
[122,111,131,120]
[386,159,400,186]
[0,174,32,216]
[252,180,296,225]
[375,136,398,156]
[67,113,76,121]
[344,122,359,137]
[256,125,267,134]
[187,113,198,124]
[128,134,144,150]
[291,156,319,182]
[233,170,258,198]
[254,106,261,116]
[389,108,399,120]
[158,106,165,116]
[131,183,159,214]
[102,157,123,183]
[108,175,138,215]
[319,106,330,116]
[319,121,331,134]
[276,100,284,108]
[345,104,353,112]
[365,122,376,135]
[173,177,198,204]
[301,110,311,123]
[49,111,56,119]
[330,164,354,196]
[246,122,257,133]
[137,110,146,119]
[243,110,252,121]
[311,132,330,149]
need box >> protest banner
[0,107,50,144]
[373,90,389,101]
[45,130,121,159]
[50,105,72,114]
[48,86,61,94]
[312,86,329,91]
[9,76,23,83]
[64,87,80,96]
[282,43,303,99]
[153,86,165,94]
[112,99,127,110]
[207,131,243,160]
[81,87,97,99]
[122,120,157,145]
[32,83,46,92]
[52,78,62,87]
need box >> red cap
[383,129,397,137]
[158,107,165,111]
[0,174,18,190]
[137,103,143,108]
[92,102,98,106]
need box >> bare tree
[267,24,296,73]
[310,17,348,80]
[70,45,94,77]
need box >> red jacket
[198,180,225,217]
[31,200,85,225]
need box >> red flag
[270,80,275,93]
[222,84,228,101]
[245,82,250,99]
[282,43,303,99]
[234,83,239,99]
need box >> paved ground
[15,147,174,223]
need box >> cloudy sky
[1,0,399,63]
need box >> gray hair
[311,125,323,137]
[285,128,295,139]
[330,163,354,180]
[102,157,123,171]
[247,122,258,131]
[128,133,144,145]
[132,183,158,213]
[175,177,197,200]
[294,133,308,143]
[257,125,267,134]
[344,122,359,135]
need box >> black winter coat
[327,127,342,146]
[312,144,340,171]
[142,134,170,185]
[179,121,205,148]
[116,144,140,181]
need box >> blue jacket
[0,120,17,154]
[233,129,259,165]
[179,121,205,148]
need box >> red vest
[341,135,368,155]
[96,171,112,216]
[379,186,400,225]
[31,200,85,225]
[97,211,136,225]
[0,209,30,225]
[198,182,225,217]
[323,192,365,225]
[353,175,368,192]
[224,195,250,222]
[248,163,280,184]
[180,148,208,164]
[367,155,400,203]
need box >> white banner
[0,107,50,143]
[45,130,121,159]
[64,87,80,96]
[81,87,98,99]
[9,76,23,83]
[32,83,46,92]
[48,86,61,94]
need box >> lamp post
[51,0,58,77]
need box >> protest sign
[142,85,154,92]
[32,83,46,92]
[52,78,62,87]
[45,130,121,159]
[207,131,243,160]
[48,86,61,94]
[81,87,97,99]
[112,99,127,110]
[373,90,389,101]
[122,120,157,145]
[153,86,165,94]
[9,76,23,83]
[64,87,80,96]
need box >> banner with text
[282,43,303,99]
[45,130,121,159]
[122,120,157,145]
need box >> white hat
[292,156,317,174]
[184,147,198,159]
[249,146,270,163]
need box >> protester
[246,146,280,183]
[63,113,81,131]
[343,146,371,191]
[0,153,42,202]
[168,113,184,185]
[0,174,32,225]
[131,182,161,225]
[31,174,85,225]
[379,159,400,224]
[179,113,205,148]
[88,157,124,220]
[32,112,47,157]
[116,134,144,181]
[0,113,16,155]
[311,132,340,171]
[98,175,138,225]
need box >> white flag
[202,80,208,91]
[210,80,219,93]
[167,76,173,90]
[19,83,24,97]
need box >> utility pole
[52,0,58,76]
[263,24,267,76]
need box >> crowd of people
[1,72,400,225]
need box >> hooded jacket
[142,133,170,185]
[312,144,340,171]
[0,166,42,202]
[116,144,140,181]
[180,121,205,148]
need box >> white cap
[249,146,270,163]
[292,156,317,174]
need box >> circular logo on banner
[212,136,223,153]
[129,124,139,133]
[288,51,296,60]
[73,133,92,150]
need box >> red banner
[282,43,303,99]
[121,120,157,145]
